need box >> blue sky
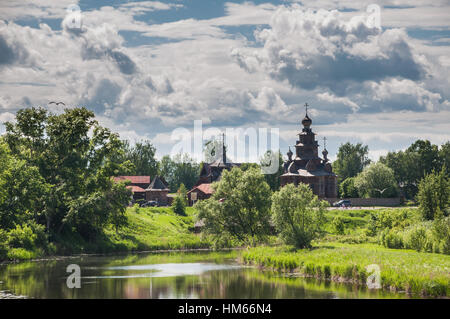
[0,0,449,163]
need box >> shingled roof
[146,176,169,191]
[113,176,151,184]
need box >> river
[0,250,408,299]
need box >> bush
[403,224,432,252]
[431,215,450,254]
[271,183,327,248]
[380,229,403,249]
[331,216,345,235]
[7,223,37,250]
[6,221,48,251]
[171,195,186,216]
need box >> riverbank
[240,243,450,297]
[1,207,212,262]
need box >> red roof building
[187,183,214,205]
[113,176,151,202]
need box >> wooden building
[280,105,337,198]
[145,176,170,205]
[113,176,150,201]
[187,135,240,205]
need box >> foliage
[339,177,359,198]
[333,142,370,183]
[158,153,199,192]
[3,107,132,241]
[261,150,284,191]
[242,243,450,296]
[354,162,398,198]
[417,167,449,220]
[380,139,447,199]
[271,183,327,248]
[331,216,345,235]
[194,167,272,245]
[122,140,158,177]
[0,142,49,230]
[172,194,186,216]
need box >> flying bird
[374,188,389,195]
[48,101,66,106]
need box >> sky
[0,0,449,163]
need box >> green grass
[241,243,450,297]
[103,206,211,251]
[42,206,212,257]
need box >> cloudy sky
[0,0,449,163]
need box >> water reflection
[0,251,409,299]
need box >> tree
[171,195,186,216]
[354,162,398,198]
[407,140,440,177]
[380,139,443,199]
[339,177,359,198]
[261,150,284,191]
[379,149,419,199]
[4,107,132,239]
[194,167,272,245]
[123,140,158,177]
[333,142,370,182]
[417,167,449,220]
[161,153,200,192]
[439,142,450,176]
[271,183,327,248]
[0,141,49,230]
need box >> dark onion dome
[322,148,328,156]
[287,147,293,158]
[302,114,312,128]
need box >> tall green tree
[0,142,49,230]
[439,142,450,176]
[354,162,398,198]
[339,177,359,198]
[333,142,370,182]
[194,167,272,245]
[271,183,327,248]
[123,140,158,177]
[4,107,132,239]
[417,167,449,220]
[159,153,199,192]
[380,139,443,198]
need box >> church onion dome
[287,147,293,159]
[322,148,328,156]
[302,114,312,128]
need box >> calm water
[0,251,408,299]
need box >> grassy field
[241,243,450,297]
[31,206,212,258]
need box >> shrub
[6,221,48,251]
[7,223,37,250]
[331,216,345,235]
[403,224,432,252]
[431,215,450,254]
[380,229,403,249]
[171,195,186,216]
[271,183,327,248]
